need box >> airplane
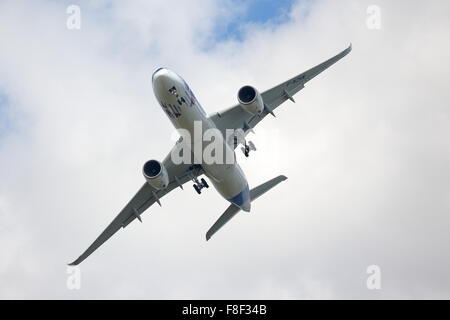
[69,44,352,265]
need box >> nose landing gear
[193,177,209,194]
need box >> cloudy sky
[1,0,449,299]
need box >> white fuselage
[152,68,251,211]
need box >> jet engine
[143,160,169,190]
[237,85,264,115]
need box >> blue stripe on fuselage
[228,184,250,207]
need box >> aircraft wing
[69,154,203,265]
[209,44,352,138]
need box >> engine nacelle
[238,85,264,115]
[143,160,169,190]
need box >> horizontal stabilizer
[206,204,240,241]
[206,175,287,241]
[250,175,287,201]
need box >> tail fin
[206,175,287,241]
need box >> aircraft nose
[152,67,171,92]
[152,67,171,83]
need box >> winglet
[347,43,352,53]
[68,259,79,266]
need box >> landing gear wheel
[201,178,209,188]
[241,146,250,157]
[192,174,209,194]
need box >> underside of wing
[69,182,156,266]
[69,159,203,265]
[209,44,352,138]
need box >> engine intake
[238,85,264,115]
[143,160,169,190]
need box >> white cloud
[0,0,449,299]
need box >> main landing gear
[241,140,256,157]
[193,177,209,194]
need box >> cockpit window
[168,86,178,96]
